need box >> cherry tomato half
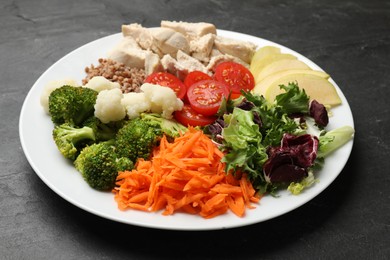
[145,72,186,99]
[186,80,229,116]
[214,62,255,94]
[184,71,212,88]
[174,104,217,127]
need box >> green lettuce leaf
[287,171,317,195]
[317,126,355,158]
[222,108,260,150]
[275,82,310,114]
[221,108,268,180]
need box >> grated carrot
[113,127,260,218]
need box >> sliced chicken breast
[190,33,215,63]
[161,20,217,41]
[213,35,256,64]
[121,23,154,50]
[107,38,147,68]
[176,50,208,74]
[149,27,190,58]
[206,54,249,72]
[145,51,163,76]
[161,54,187,80]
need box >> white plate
[19,30,354,230]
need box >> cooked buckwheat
[83,58,146,93]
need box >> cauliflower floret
[83,76,120,92]
[121,92,151,119]
[40,78,78,114]
[120,84,183,119]
[141,83,183,119]
[94,88,126,123]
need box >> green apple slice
[253,69,330,96]
[256,59,311,83]
[250,46,281,70]
[251,53,297,83]
[264,73,342,107]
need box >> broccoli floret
[82,116,124,141]
[48,85,98,126]
[115,114,187,162]
[140,113,187,137]
[115,118,162,162]
[52,123,96,160]
[74,140,134,190]
[115,157,134,172]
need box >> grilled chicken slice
[161,20,217,41]
[213,35,256,64]
[176,50,208,74]
[108,48,147,69]
[161,51,208,80]
[107,36,146,68]
[161,54,187,80]
[122,24,190,58]
[121,23,154,50]
[190,33,215,63]
[149,27,190,58]
[145,52,163,76]
[206,54,249,72]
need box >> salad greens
[317,126,355,158]
[287,171,317,195]
[208,82,354,195]
[221,108,268,185]
[274,83,310,114]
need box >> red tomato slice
[186,80,229,116]
[184,71,212,88]
[214,62,255,94]
[174,104,217,127]
[145,72,186,99]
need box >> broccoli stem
[65,125,96,143]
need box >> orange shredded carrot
[113,127,261,218]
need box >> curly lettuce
[221,108,268,181]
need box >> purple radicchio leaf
[236,98,255,111]
[263,133,319,184]
[309,100,329,127]
[281,133,319,168]
[253,111,263,129]
[207,118,225,143]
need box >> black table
[1,0,389,258]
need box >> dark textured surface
[1,0,389,259]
